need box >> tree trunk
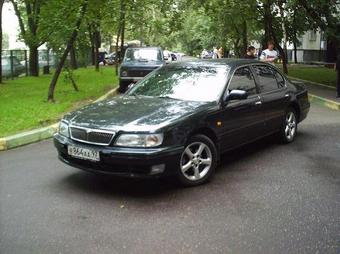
[115,0,124,76]
[263,2,272,48]
[263,1,288,74]
[242,20,248,56]
[115,24,121,75]
[70,42,78,69]
[47,0,88,102]
[29,45,39,76]
[293,40,298,63]
[119,0,126,62]
[120,20,125,61]
[88,25,95,65]
[94,29,100,71]
[279,2,288,65]
[0,0,4,83]
[277,44,288,74]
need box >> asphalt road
[1,103,339,254]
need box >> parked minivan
[118,47,165,93]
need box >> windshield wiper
[159,96,181,101]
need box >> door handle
[255,101,262,105]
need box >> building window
[309,31,317,41]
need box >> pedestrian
[201,49,208,59]
[212,47,218,59]
[260,40,278,64]
[336,54,340,98]
[217,47,223,59]
[244,46,257,59]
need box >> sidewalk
[290,78,340,111]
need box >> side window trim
[225,65,259,97]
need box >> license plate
[68,145,100,162]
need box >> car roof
[167,58,268,69]
[127,47,161,50]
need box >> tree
[297,0,340,62]
[10,0,46,76]
[285,0,308,63]
[86,0,106,71]
[0,0,4,83]
[47,0,88,102]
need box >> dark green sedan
[54,59,310,186]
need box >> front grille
[128,69,154,77]
[71,127,87,140]
[70,126,115,146]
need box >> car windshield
[127,65,229,102]
[124,48,162,62]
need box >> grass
[0,66,118,137]
[283,65,336,87]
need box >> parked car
[104,52,117,65]
[54,59,310,186]
[1,56,26,78]
[119,47,165,93]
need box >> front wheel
[176,135,217,186]
[280,108,298,143]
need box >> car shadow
[217,135,278,171]
[59,132,310,199]
[60,172,178,199]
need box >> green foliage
[39,0,85,53]
[0,66,118,136]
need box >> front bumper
[54,134,183,178]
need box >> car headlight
[115,134,163,147]
[59,121,70,138]
[120,70,128,77]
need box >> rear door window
[253,65,283,93]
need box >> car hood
[64,96,216,132]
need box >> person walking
[260,40,278,63]
[212,47,218,59]
[244,46,257,59]
[217,47,223,59]
[336,54,340,98]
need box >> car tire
[280,107,298,143]
[118,80,129,93]
[176,134,217,186]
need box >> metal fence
[1,49,58,79]
[1,48,99,79]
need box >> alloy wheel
[285,111,296,141]
[180,142,212,181]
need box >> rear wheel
[280,108,297,143]
[176,135,217,186]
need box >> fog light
[150,164,165,175]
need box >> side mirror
[224,89,248,102]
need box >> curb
[0,87,119,151]
[308,93,340,111]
